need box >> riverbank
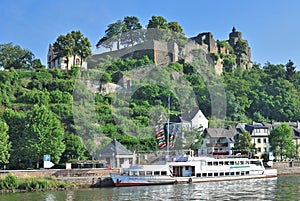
[273,161,300,175]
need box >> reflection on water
[0,175,299,201]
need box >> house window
[257,138,261,143]
[264,147,267,152]
[258,147,261,153]
[264,138,267,143]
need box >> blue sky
[1,0,300,68]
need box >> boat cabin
[170,156,265,178]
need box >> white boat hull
[110,169,277,187]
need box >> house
[94,139,135,168]
[199,127,238,156]
[47,44,87,70]
[180,108,208,131]
[237,122,270,158]
[263,121,300,159]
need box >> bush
[4,174,18,190]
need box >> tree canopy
[53,31,92,68]
[0,43,35,69]
[269,123,295,161]
[0,120,11,166]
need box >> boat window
[230,161,234,165]
[161,171,167,175]
[246,171,250,175]
[132,171,138,176]
[185,167,189,170]
[208,173,213,177]
[146,171,152,176]
[208,162,213,166]
[139,171,145,176]
[219,161,224,166]
[225,161,229,165]
[230,172,234,176]
[236,172,240,175]
[241,171,245,175]
[220,172,224,176]
[235,161,239,165]
[245,161,249,164]
[213,162,218,166]
[225,172,229,176]
[203,173,207,177]
[197,173,201,177]
[240,161,244,165]
[214,172,218,176]
[154,171,160,175]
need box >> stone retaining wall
[0,168,119,187]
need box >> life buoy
[188,178,192,183]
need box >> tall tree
[121,16,143,47]
[53,31,91,68]
[167,21,183,33]
[0,43,34,69]
[263,62,286,79]
[147,16,168,29]
[60,134,88,163]
[269,123,295,161]
[232,131,253,156]
[2,109,26,169]
[23,105,65,168]
[285,59,296,82]
[0,120,11,168]
[69,31,92,65]
[53,34,74,69]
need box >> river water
[1,175,299,201]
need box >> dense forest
[1,15,300,169]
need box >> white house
[180,108,208,131]
[237,122,270,158]
[47,44,87,70]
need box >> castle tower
[228,27,242,47]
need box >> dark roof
[244,124,268,133]
[292,128,300,139]
[95,139,133,157]
[181,108,201,121]
[205,128,237,138]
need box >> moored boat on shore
[110,155,277,187]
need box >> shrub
[4,174,18,190]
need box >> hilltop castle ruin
[87,27,252,74]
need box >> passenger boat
[110,154,277,187]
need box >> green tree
[233,40,247,58]
[0,120,11,167]
[0,43,34,69]
[263,62,285,79]
[53,34,74,69]
[100,20,125,50]
[167,21,183,33]
[2,109,26,169]
[121,16,143,47]
[70,31,92,65]
[60,134,88,163]
[53,31,91,67]
[147,16,168,29]
[285,59,296,82]
[24,105,65,168]
[233,131,252,156]
[269,123,295,161]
